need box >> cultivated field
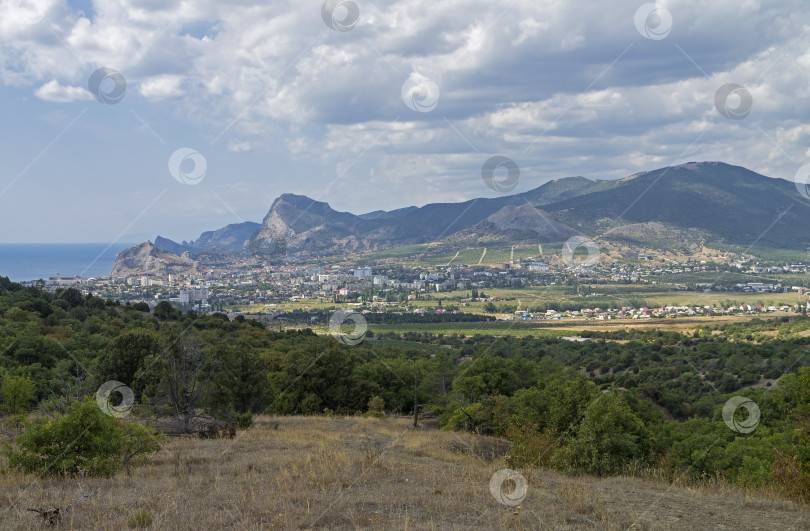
[230,285,807,318]
[1,417,807,530]
[357,314,794,338]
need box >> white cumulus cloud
[138,75,185,100]
[33,80,93,102]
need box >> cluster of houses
[510,303,794,321]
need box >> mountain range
[110,162,810,275]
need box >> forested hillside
[0,276,808,503]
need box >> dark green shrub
[558,392,655,476]
[4,398,162,477]
[236,412,254,430]
[365,396,385,418]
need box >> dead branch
[27,507,60,526]
[27,468,96,526]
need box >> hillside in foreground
[2,416,806,530]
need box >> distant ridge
[111,162,810,274]
[154,222,261,255]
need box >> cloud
[138,75,185,100]
[227,139,253,152]
[2,0,810,223]
[33,80,93,102]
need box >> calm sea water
[0,243,135,282]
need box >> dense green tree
[94,332,160,396]
[204,342,271,415]
[559,392,655,476]
[152,301,178,320]
[544,378,599,439]
[62,287,85,308]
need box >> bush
[0,372,36,415]
[127,509,153,528]
[504,420,558,469]
[4,398,162,477]
[771,449,810,503]
[236,412,254,430]
[365,396,385,418]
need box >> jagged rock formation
[110,242,196,277]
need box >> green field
[348,243,433,262]
[359,321,579,338]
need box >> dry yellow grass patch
[0,416,808,529]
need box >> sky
[0,0,809,243]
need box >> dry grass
[1,416,808,530]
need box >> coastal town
[25,256,810,322]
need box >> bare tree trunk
[165,334,204,430]
[413,378,419,428]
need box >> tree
[559,392,655,476]
[452,355,520,402]
[153,301,177,320]
[0,371,36,415]
[136,330,206,425]
[131,301,150,313]
[204,342,271,415]
[772,368,810,501]
[163,333,205,423]
[62,288,84,308]
[544,378,599,439]
[95,332,159,396]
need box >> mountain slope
[155,222,261,254]
[110,241,196,276]
[541,162,810,250]
[445,204,579,246]
[247,178,610,256]
[110,161,810,273]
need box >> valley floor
[1,416,808,530]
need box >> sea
[0,243,136,282]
